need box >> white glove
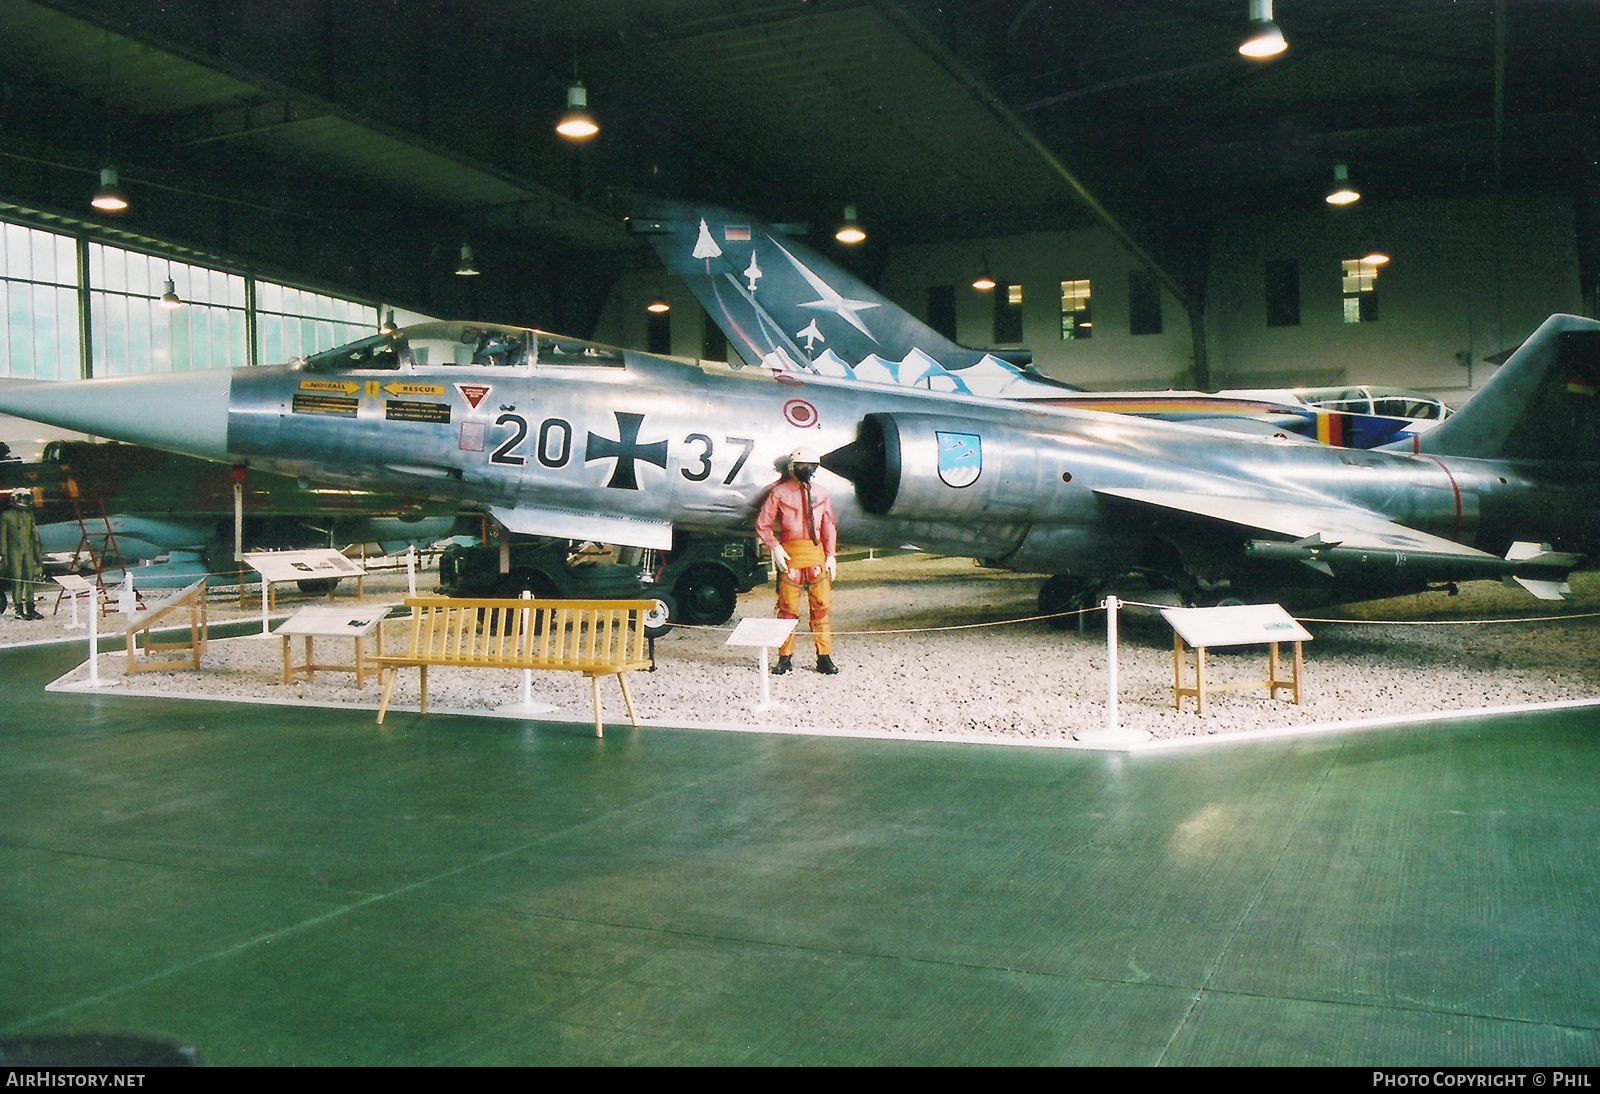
[825,555,837,581]
[770,543,790,570]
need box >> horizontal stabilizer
[487,505,673,550]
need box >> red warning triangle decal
[454,383,492,410]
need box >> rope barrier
[668,597,1600,639]
[12,566,1600,635]
[669,603,1104,636]
[1115,597,1600,628]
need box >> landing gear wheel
[643,591,677,639]
[673,565,738,625]
[1039,574,1092,631]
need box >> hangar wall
[871,192,1582,402]
[1206,193,1583,403]
[875,231,1192,391]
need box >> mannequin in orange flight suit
[755,446,838,675]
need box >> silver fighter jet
[0,314,1592,613]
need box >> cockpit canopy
[298,321,624,372]
[1295,385,1453,421]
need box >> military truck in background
[436,531,767,634]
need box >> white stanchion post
[496,590,557,715]
[407,545,417,598]
[758,646,772,709]
[260,576,271,636]
[67,588,80,630]
[87,592,100,687]
[519,590,532,708]
[119,572,135,616]
[1105,594,1119,734]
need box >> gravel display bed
[40,554,1600,745]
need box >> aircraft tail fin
[621,192,981,371]
[1415,314,1600,461]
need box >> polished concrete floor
[3,639,1599,1066]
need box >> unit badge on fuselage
[937,431,982,488]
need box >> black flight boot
[816,655,838,675]
[771,655,793,675]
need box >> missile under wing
[0,315,1592,612]
[624,194,1445,449]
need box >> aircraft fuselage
[218,346,1599,601]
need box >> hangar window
[256,281,379,366]
[927,285,957,341]
[1264,260,1300,327]
[994,282,1024,344]
[1060,280,1092,340]
[0,221,79,380]
[1341,258,1380,323]
[1128,271,1161,335]
[89,245,247,375]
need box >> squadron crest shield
[936,431,982,488]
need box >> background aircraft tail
[622,192,972,367]
[1416,314,1600,462]
[621,192,1086,401]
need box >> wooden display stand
[124,578,210,675]
[1173,634,1304,712]
[1160,604,1313,713]
[277,605,393,688]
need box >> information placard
[276,605,389,638]
[243,548,367,584]
[1159,603,1312,648]
[725,617,799,649]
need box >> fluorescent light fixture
[379,309,397,334]
[1239,0,1288,58]
[646,296,671,314]
[556,83,600,140]
[456,243,480,276]
[835,205,866,245]
[972,271,997,291]
[1361,244,1391,266]
[1326,163,1361,206]
[159,277,183,310]
[91,166,128,213]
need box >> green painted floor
[3,641,1599,1066]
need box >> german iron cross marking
[585,412,668,490]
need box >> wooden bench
[375,596,656,736]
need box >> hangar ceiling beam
[172,99,326,148]
[15,0,626,251]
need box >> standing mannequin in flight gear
[1,488,43,620]
[755,446,839,674]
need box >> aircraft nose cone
[0,370,233,461]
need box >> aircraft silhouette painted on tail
[0,311,1590,615]
[624,194,1448,449]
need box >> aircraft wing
[1095,486,1494,560]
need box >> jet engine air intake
[823,413,1053,522]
